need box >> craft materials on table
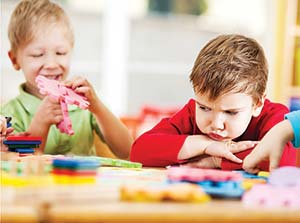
[242,167,300,208]
[120,182,210,203]
[3,136,42,156]
[167,166,245,198]
[51,158,100,184]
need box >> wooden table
[45,200,300,223]
[1,166,300,223]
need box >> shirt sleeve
[285,110,300,148]
[130,100,195,167]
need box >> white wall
[1,0,277,116]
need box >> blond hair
[8,0,74,54]
[189,34,268,103]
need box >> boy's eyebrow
[195,100,247,111]
[195,100,211,108]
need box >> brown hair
[189,34,268,103]
[8,0,74,55]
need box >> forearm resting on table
[177,135,212,160]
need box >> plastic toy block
[4,140,42,145]
[74,156,143,168]
[52,175,96,184]
[35,75,90,135]
[167,167,244,198]
[257,171,270,178]
[52,158,99,170]
[120,182,210,203]
[7,144,40,148]
[56,100,74,135]
[14,148,35,153]
[242,184,300,208]
[241,178,267,191]
[167,167,243,182]
[268,166,300,186]
[234,170,269,180]
[52,168,97,176]
[196,180,244,198]
[6,136,42,141]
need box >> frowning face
[195,92,263,141]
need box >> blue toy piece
[196,180,244,198]
[5,117,12,128]
[234,170,268,180]
[3,140,42,145]
[14,148,35,153]
[52,158,100,170]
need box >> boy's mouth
[207,133,226,141]
[41,74,61,81]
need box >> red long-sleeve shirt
[130,99,296,170]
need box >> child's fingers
[221,150,242,163]
[229,141,259,153]
[64,76,87,89]
[244,165,260,174]
[16,131,30,136]
[6,127,14,135]
[74,86,88,93]
[269,156,281,172]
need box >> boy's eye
[225,111,238,115]
[31,54,43,57]
[199,106,210,112]
[57,51,67,56]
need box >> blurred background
[1,0,299,137]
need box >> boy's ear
[8,50,21,70]
[252,94,266,117]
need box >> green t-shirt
[1,84,104,155]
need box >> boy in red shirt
[130,34,296,170]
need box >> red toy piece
[36,75,90,135]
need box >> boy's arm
[89,98,133,159]
[130,100,196,167]
[130,99,255,167]
[64,76,133,159]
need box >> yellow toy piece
[120,182,210,203]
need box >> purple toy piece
[35,75,90,135]
[268,166,300,186]
[243,184,300,208]
[167,167,243,182]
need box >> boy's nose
[44,55,58,68]
[210,114,225,131]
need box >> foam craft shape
[36,75,90,135]
[167,167,243,182]
[242,184,300,208]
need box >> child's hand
[243,135,285,173]
[64,76,98,112]
[183,155,222,169]
[243,120,293,173]
[0,115,8,135]
[35,96,63,127]
[204,140,258,163]
[1,115,14,151]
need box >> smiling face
[195,92,263,141]
[8,23,73,98]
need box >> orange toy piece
[120,182,210,203]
